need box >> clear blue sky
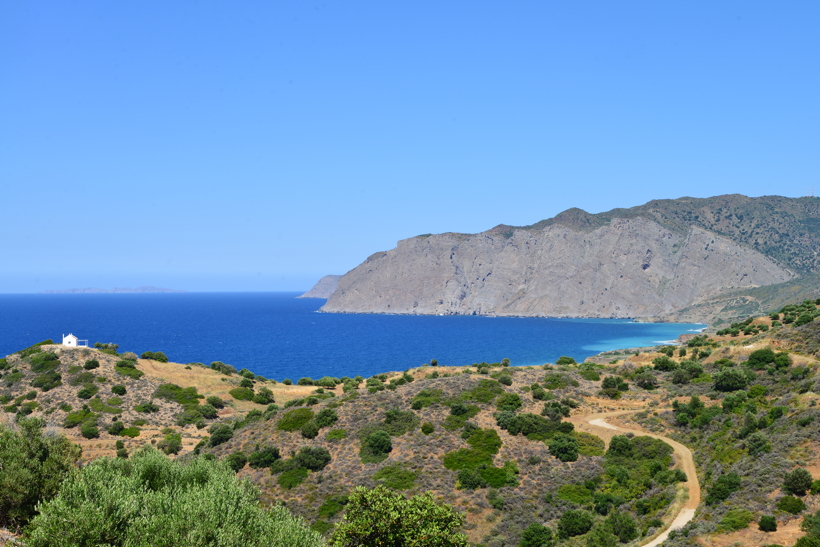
[2,2,818,292]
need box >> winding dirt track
[568,410,700,547]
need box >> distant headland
[41,286,187,294]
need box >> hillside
[5,299,820,546]
[321,195,820,323]
[0,343,320,462]
[204,297,820,546]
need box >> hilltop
[322,195,820,325]
[4,297,820,546]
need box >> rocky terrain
[5,299,820,546]
[322,195,820,323]
[298,275,341,299]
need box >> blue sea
[0,293,704,381]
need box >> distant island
[41,286,187,294]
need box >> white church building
[62,334,88,347]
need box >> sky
[1,2,818,292]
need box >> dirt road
[568,410,700,547]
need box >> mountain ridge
[322,195,820,323]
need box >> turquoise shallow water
[0,292,704,380]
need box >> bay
[0,293,704,381]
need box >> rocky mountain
[322,195,820,322]
[297,275,341,299]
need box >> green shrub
[719,509,754,531]
[576,432,605,456]
[25,446,323,547]
[580,370,600,381]
[88,397,122,414]
[253,387,274,405]
[278,467,309,489]
[557,509,593,539]
[83,359,100,370]
[606,511,638,542]
[759,515,778,532]
[297,377,315,386]
[557,483,593,505]
[549,433,579,462]
[120,427,141,438]
[208,424,233,446]
[466,428,502,455]
[300,421,320,439]
[315,408,338,428]
[0,417,81,529]
[519,523,554,547]
[198,403,218,419]
[411,388,443,409]
[326,428,347,441]
[210,361,237,375]
[224,452,248,472]
[442,448,493,471]
[115,364,144,379]
[229,387,255,401]
[154,384,201,405]
[31,371,62,392]
[421,422,434,435]
[543,372,571,390]
[652,355,677,371]
[77,385,99,399]
[373,464,417,490]
[459,379,504,403]
[157,431,182,455]
[277,408,315,431]
[713,368,749,392]
[777,495,806,514]
[495,392,523,412]
[80,422,99,439]
[134,401,160,413]
[785,468,814,496]
[327,486,466,547]
[63,409,94,428]
[556,356,576,365]
[206,396,225,408]
[111,384,126,395]
[249,446,281,468]
[361,430,393,464]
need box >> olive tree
[25,446,323,547]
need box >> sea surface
[0,293,705,381]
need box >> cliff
[322,195,820,321]
[297,275,341,299]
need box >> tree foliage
[328,485,468,547]
[0,417,81,530]
[25,446,323,547]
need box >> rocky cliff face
[321,216,794,319]
[297,275,341,299]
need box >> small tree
[549,434,579,463]
[713,369,748,392]
[606,510,638,543]
[519,523,554,547]
[785,468,814,496]
[759,515,777,532]
[557,510,593,539]
[328,486,467,547]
